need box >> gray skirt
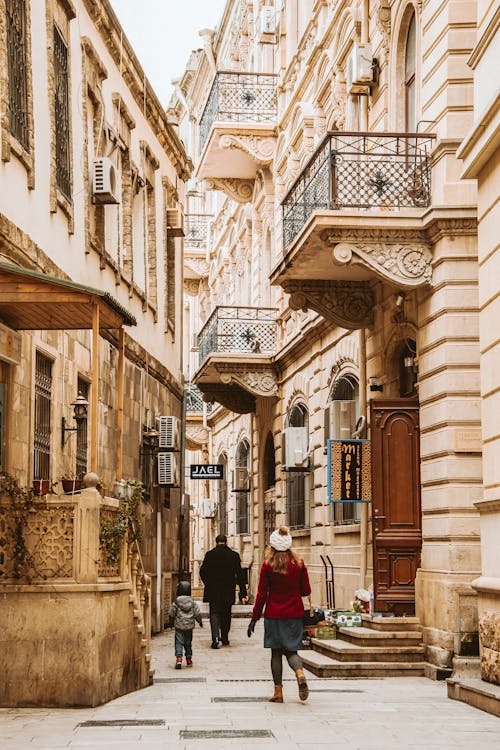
[264,617,303,651]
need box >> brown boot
[295,669,309,701]
[269,684,283,703]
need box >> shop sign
[190,464,224,480]
[328,438,371,503]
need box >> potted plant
[60,477,82,494]
[33,479,51,496]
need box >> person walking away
[200,533,247,648]
[169,580,203,669]
[247,526,310,702]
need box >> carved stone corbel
[204,178,254,203]
[218,134,276,165]
[198,383,256,414]
[283,280,374,329]
[220,370,278,398]
[186,424,210,450]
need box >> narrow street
[1,610,499,749]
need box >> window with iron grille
[284,404,310,529]
[235,441,249,535]
[54,24,71,200]
[76,378,88,478]
[34,352,52,481]
[217,454,227,538]
[6,0,29,150]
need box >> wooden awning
[0,262,136,330]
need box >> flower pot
[61,478,82,494]
[33,479,50,496]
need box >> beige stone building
[0,0,191,705]
[171,0,499,711]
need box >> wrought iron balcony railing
[282,132,435,250]
[199,72,278,154]
[185,383,213,414]
[198,307,278,366]
[185,214,212,248]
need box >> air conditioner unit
[157,452,179,485]
[258,7,276,41]
[324,400,357,442]
[92,157,120,204]
[346,43,374,94]
[156,416,180,450]
[166,207,185,237]
[283,426,309,470]
[232,467,250,491]
[202,499,217,518]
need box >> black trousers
[209,601,232,643]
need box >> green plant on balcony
[99,480,143,565]
[0,472,35,580]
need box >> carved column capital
[283,280,374,329]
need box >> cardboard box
[316,626,336,640]
[335,611,362,627]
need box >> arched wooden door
[370,400,421,615]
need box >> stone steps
[312,637,425,663]
[361,614,421,632]
[338,625,422,648]
[448,677,500,717]
[300,648,426,678]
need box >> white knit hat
[269,528,292,552]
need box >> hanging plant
[99,480,143,565]
[0,473,36,580]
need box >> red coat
[252,558,311,620]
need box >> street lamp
[61,393,89,447]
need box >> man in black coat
[200,534,247,648]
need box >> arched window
[284,404,310,529]
[399,338,417,398]
[217,453,228,537]
[235,440,250,535]
[327,373,361,526]
[263,432,276,542]
[263,432,276,490]
[405,13,416,132]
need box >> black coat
[200,544,247,605]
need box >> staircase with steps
[300,614,427,678]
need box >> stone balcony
[191,306,278,414]
[197,71,278,202]
[271,131,436,329]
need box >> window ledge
[333,523,361,534]
[291,528,310,538]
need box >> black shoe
[211,641,219,649]
[221,640,230,646]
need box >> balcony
[184,214,211,249]
[197,72,278,202]
[272,132,436,329]
[192,306,279,414]
[185,383,212,450]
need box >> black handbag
[303,597,325,626]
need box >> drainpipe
[359,327,368,589]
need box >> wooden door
[370,400,421,615]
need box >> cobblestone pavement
[1,613,500,749]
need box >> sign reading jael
[328,438,371,503]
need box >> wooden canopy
[0,262,136,330]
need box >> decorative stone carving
[377,1,391,58]
[283,280,374,329]
[220,370,278,398]
[321,229,433,287]
[218,134,276,165]
[330,74,346,130]
[184,278,201,295]
[198,383,256,414]
[204,178,254,203]
[186,424,210,449]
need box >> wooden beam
[90,303,100,472]
[116,327,125,481]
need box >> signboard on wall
[328,438,371,503]
[190,464,224,480]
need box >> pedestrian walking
[168,580,203,669]
[247,526,310,702]
[200,533,248,648]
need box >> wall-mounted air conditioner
[232,467,250,491]
[346,43,374,95]
[202,499,217,518]
[157,452,179,485]
[258,7,276,42]
[324,400,357,442]
[282,426,309,470]
[166,207,185,237]
[156,416,180,450]
[92,157,120,204]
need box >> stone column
[74,487,101,583]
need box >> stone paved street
[1,614,500,749]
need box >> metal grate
[154,677,206,683]
[76,379,88,478]
[78,719,165,727]
[34,352,52,482]
[185,383,213,414]
[212,697,269,702]
[181,730,274,739]
[198,306,278,366]
[185,214,211,248]
[199,72,277,153]
[6,0,29,150]
[282,132,435,250]
[54,24,71,200]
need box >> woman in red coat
[247,526,311,703]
